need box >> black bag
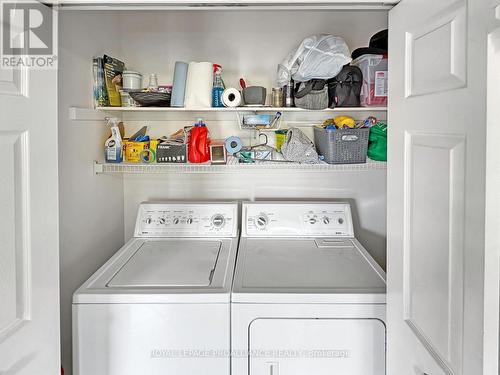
[293,79,329,110]
[327,65,363,108]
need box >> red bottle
[188,118,210,163]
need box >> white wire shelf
[93,157,387,174]
[95,106,388,112]
[69,106,387,121]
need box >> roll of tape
[140,148,156,163]
[222,88,242,108]
[225,136,242,155]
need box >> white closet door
[388,1,491,375]
[0,4,60,375]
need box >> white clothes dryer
[231,201,386,375]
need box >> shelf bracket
[69,107,122,122]
[93,160,104,174]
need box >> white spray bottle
[104,117,123,163]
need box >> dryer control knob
[173,218,180,225]
[212,214,225,228]
[159,217,166,225]
[145,217,152,224]
[187,217,193,224]
[256,215,268,229]
[323,216,330,225]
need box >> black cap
[351,29,388,60]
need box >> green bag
[367,123,387,161]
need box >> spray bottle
[104,117,123,163]
[212,64,225,107]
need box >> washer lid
[232,238,386,303]
[108,240,221,287]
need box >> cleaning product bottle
[104,117,123,163]
[188,118,210,163]
[212,64,225,107]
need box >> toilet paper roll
[222,88,242,108]
[170,61,188,107]
[225,136,242,155]
[184,62,213,109]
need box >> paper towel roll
[171,61,188,107]
[184,62,213,109]
[222,88,242,108]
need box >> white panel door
[388,1,490,375]
[484,1,500,373]
[0,6,59,375]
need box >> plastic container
[351,54,388,107]
[122,71,142,90]
[104,118,123,163]
[188,118,210,163]
[212,64,225,107]
[313,126,369,164]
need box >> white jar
[122,71,142,90]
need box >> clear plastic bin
[351,54,388,107]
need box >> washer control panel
[134,203,238,238]
[243,202,354,237]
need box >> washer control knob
[309,217,317,225]
[212,214,225,228]
[323,216,330,225]
[159,217,166,225]
[338,217,344,225]
[173,218,180,225]
[145,217,152,224]
[256,215,268,229]
[187,217,193,224]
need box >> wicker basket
[313,126,369,164]
[128,91,171,107]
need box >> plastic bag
[281,128,319,164]
[367,122,387,161]
[277,35,352,87]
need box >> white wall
[58,11,125,375]
[123,171,387,266]
[117,9,389,265]
[118,10,388,93]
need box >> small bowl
[128,91,171,107]
[242,86,267,106]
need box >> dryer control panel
[243,202,354,237]
[134,202,238,238]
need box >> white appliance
[73,202,239,375]
[232,201,387,375]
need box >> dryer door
[249,318,385,375]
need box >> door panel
[484,2,500,374]
[403,133,465,374]
[0,131,30,341]
[405,1,466,97]
[0,66,28,96]
[388,0,489,374]
[0,3,59,375]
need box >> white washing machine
[73,202,239,375]
[232,201,387,375]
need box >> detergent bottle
[188,118,210,163]
[104,117,123,163]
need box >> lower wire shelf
[93,157,387,174]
